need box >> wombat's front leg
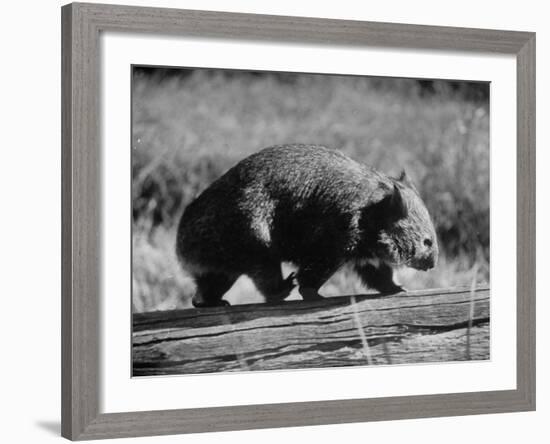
[192,273,237,307]
[354,262,405,295]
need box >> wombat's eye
[423,238,433,248]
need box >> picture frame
[61,2,535,440]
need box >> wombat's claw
[284,272,297,288]
[266,273,296,303]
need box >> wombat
[176,144,438,307]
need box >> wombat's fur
[176,144,438,307]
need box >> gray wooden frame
[61,2,536,440]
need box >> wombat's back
[218,144,392,211]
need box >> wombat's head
[361,172,439,271]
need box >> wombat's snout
[411,237,438,271]
[415,254,436,271]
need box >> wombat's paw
[192,298,231,308]
[265,273,297,304]
[379,284,406,295]
[299,287,324,301]
[284,272,297,289]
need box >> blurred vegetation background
[132,67,489,313]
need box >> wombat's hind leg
[249,262,296,303]
[355,262,405,295]
[192,273,237,307]
[295,262,338,301]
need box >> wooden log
[132,286,490,376]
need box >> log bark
[133,286,489,376]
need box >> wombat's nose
[417,254,436,271]
[426,256,435,269]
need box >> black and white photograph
[1,0,543,442]
[131,66,490,376]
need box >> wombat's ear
[381,184,408,220]
[360,184,408,229]
[397,169,419,193]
